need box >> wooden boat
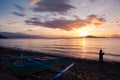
[1,56,75,79]
[1,56,60,76]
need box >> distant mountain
[85,35,106,38]
[84,35,98,38]
[77,35,107,38]
[0,32,47,39]
[0,34,7,38]
[0,32,110,39]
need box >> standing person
[99,49,105,62]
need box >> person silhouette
[99,49,105,62]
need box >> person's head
[100,49,102,53]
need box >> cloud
[87,15,105,26]
[101,14,107,17]
[29,0,40,6]
[11,12,25,17]
[110,21,119,24]
[109,20,120,26]
[6,20,16,26]
[31,0,75,14]
[12,4,26,17]
[23,27,41,32]
[0,24,4,26]
[0,24,7,27]
[80,2,88,7]
[90,0,96,3]
[24,29,34,32]
[110,34,120,38]
[118,17,120,20]
[30,17,40,21]
[25,14,105,31]
[0,20,16,27]
[7,22,15,25]
[14,4,25,12]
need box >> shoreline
[0,47,120,80]
[0,46,119,63]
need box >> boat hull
[4,57,60,76]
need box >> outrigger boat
[1,56,75,79]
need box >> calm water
[0,38,120,62]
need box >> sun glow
[80,31,88,37]
[75,27,90,37]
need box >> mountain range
[0,32,47,39]
[0,32,119,39]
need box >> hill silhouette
[0,32,47,39]
[0,34,7,39]
[0,32,108,39]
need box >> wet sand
[0,47,120,80]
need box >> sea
[0,38,120,62]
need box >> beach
[0,47,120,80]
[1,0,120,80]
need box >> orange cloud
[109,20,120,26]
[25,14,105,31]
[87,15,105,26]
[29,0,40,6]
[24,29,34,32]
[110,34,120,38]
[110,21,119,24]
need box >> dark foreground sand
[0,47,120,80]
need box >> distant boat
[1,56,75,79]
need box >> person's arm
[103,52,104,55]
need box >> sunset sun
[80,31,89,37]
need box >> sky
[0,0,120,38]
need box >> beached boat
[1,56,60,76]
[1,56,75,79]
